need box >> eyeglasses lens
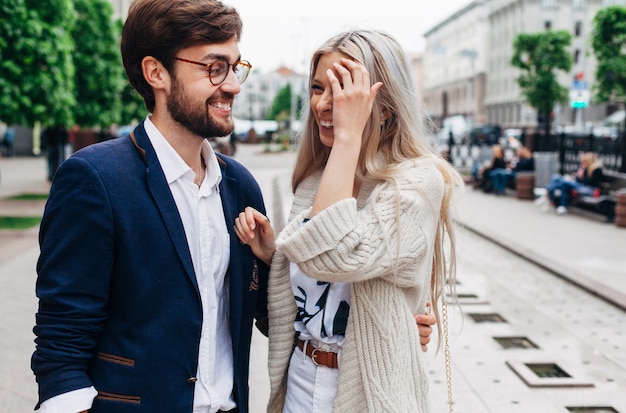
[208,60,250,85]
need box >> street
[0,144,625,412]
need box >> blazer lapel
[131,125,199,292]
[216,156,245,344]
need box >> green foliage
[0,2,146,131]
[267,83,292,120]
[590,6,626,107]
[0,0,77,127]
[511,30,572,135]
[266,83,302,123]
[113,19,147,126]
[72,0,126,128]
[8,193,49,201]
[119,80,147,126]
[0,216,42,229]
[511,30,573,113]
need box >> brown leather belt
[296,339,339,369]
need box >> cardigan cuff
[277,198,357,264]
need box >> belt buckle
[310,348,323,367]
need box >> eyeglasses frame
[173,57,252,85]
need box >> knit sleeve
[276,163,444,287]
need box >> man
[32,1,267,412]
[32,1,435,412]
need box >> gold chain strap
[442,296,454,413]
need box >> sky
[223,0,472,74]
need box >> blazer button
[187,377,198,383]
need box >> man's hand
[415,304,436,352]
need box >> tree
[113,20,148,126]
[590,6,626,116]
[72,0,126,128]
[511,30,572,139]
[266,83,302,126]
[0,0,76,127]
[267,83,293,121]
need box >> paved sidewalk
[456,186,626,311]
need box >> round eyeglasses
[174,57,252,85]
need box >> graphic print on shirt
[294,281,349,338]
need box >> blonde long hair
[291,29,464,345]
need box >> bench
[570,170,626,223]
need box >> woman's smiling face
[310,52,348,148]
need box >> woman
[546,151,604,215]
[472,144,506,193]
[490,145,535,195]
[235,30,463,412]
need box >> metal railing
[447,131,625,176]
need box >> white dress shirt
[41,117,235,413]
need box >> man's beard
[167,80,234,138]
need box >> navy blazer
[32,123,269,412]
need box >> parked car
[470,124,502,146]
[591,110,624,139]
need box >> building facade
[487,0,609,131]
[421,0,625,133]
[232,66,307,123]
[422,0,490,128]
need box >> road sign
[569,89,589,108]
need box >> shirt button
[187,377,198,383]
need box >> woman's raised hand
[327,57,382,147]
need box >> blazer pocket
[97,352,135,367]
[96,391,141,404]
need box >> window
[542,0,558,8]
[574,49,581,64]
[575,21,582,36]
[573,0,585,9]
[545,20,552,30]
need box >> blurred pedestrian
[234,29,462,412]
[447,129,455,164]
[41,125,68,181]
[472,144,506,193]
[546,151,604,215]
[490,145,535,195]
[2,126,15,157]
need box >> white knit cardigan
[266,158,444,413]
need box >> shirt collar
[143,116,222,189]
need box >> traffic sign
[569,89,589,108]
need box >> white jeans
[283,342,340,413]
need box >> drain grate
[527,363,571,378]
[494,336,538,349]
[457,293,478,299]
[566,408,618,413]
[447,293,489,305]
[507,360,594,388]
[468,313,507,323]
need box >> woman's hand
[234,207,276,266]
[311,58,382,216]
[327,58,382,147]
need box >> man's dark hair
[121,0,242,112]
